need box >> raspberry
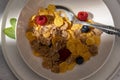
[78,11,88,21]
[58,48,71,61]
[35,15,47,25]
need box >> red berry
[77,11,88,21]
[35,15,47,25]
[58,48,71,61]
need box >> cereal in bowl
[26,4,102,73]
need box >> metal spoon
[56,5,120,37]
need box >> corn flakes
[26,4,102,73]
[71,24,82,31]
[26,32,36,42]
[86,37,95,45]
[59,62,68,73]
[47,4,56,12]
[43,32,51,38]
[54,16,64,27]
[82,52,92,61]
[38,8,48,15]
[33,50,41,57]
[68,62,76,70]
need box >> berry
[35,15,47,25]
[81,25,90,33]
[58,48,71,61]
[76,56,84,65]
[78,11,88,21]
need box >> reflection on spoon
[56,5,120,37]
[88,12,94,20]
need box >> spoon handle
[74,19,120,37]
[91,24,120,36]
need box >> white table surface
[0,0,120,80]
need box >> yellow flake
[26,32,36,42]
[52,36,62,45]
[31,15,37,21]
[29,21,36,27]
[87,19,94,24]
[71,24,82,31]
[54,17,64,27]
[93,36,101,46]
[82,52,92,61]
[68,62,76,70]
[86,37,95,45]
[38,8,48,15]
[66,32,71,40]
[76,45,88,56]
[43,32,51,38]
[67,38,85,56]
[67,30,75,38]
[64,17,72,25]
[59,62,68,73]
[33,50,41,57]
[87,32,93,38]
[47,4,56,12]
[54,11,61,17]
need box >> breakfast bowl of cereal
[16,0,115,80]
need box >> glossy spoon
[56,5,120,37]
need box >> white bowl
[16,0,115,80]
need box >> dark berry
[78,11,88,21]
[76,56,84,65]
[35,15,47,25]
[58,48,71,61]
[81,25,90,33]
